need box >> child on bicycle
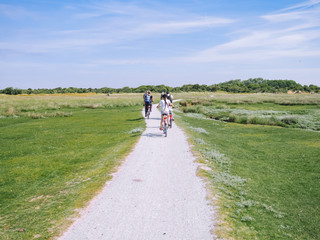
[157,93,173,130]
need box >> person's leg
[160,114,164,129]
[145,103,148,116]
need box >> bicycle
[162,114,169,137]
[169,110,173,128]
[146,105,151,119]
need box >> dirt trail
[58,108,214,240]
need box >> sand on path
[58,108,214,240]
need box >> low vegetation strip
[175,95,320,239]
[0,93,142,119]
[179,94,320,131]
[2,79,320,95]
[0,94,145,240]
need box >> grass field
[175,93,320,239]
[0,93,145,239]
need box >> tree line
[1,78,319,95]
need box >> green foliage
[1,87,23,95]
[1,79,319,95]
[177,103,320,239]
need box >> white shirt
[160,99,171,113]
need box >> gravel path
[58,108,214,240]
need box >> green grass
[176,98,320,239]
[179,99,320,131]
[0,94,145,239]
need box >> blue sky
[1,0,320,88]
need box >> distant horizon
[1,0,320,89]
[2,78,319,90]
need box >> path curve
[58,108,214,240]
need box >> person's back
[157,94,172,130]
[166,91,174,103]
[161,92,166,100]
[160,98,170,115]
[143,91,148,101]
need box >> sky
[0,0,320,89]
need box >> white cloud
[133,17,235,35]
[88,0,320,67]
[175,1,320,64]
[0,3,235,55]
[276,0,320,12]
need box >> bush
[281,117,299,125]
[229,114,237,122]
[239,116,248,124]
[179,100,188,107]
[182,105,205,114]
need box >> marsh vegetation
[175,93,320,239]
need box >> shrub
[241,215,255,222]
[27,113,45,119]
[182,105,205,114]
[189,127,209,134]
[281,117,299,125]
[228,114,237,122]
[6,107,15,116]
[179,100,188,107]
[238,116,248,124]
[82,103,102,109]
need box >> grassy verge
[175,95,320,239]
[0,94,145,240]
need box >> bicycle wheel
[170,118,172,128]
[164,124,167,137]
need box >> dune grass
[0,94,145,240]
[175,95,320,239]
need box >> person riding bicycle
[157,93,173,130]
[160,92,165,100]
[166,91,174,103]
[144,91,153,117]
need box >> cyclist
[144,91,153,117]
[166,91,174,103]
[160,92,166,100]
[157,93,173,130]
[166,91,174,121]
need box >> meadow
[175,93,320,239]
[1,92,319,240]
[0,93,145,239]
